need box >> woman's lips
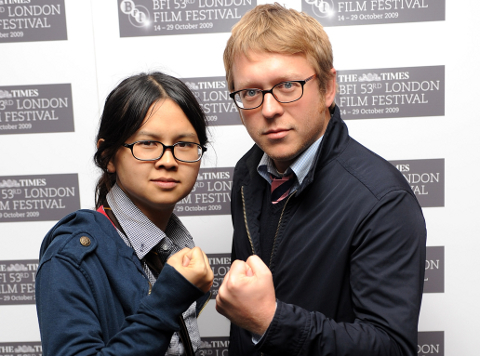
[152,178,178,189]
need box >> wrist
[251,300,277,336]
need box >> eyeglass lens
[234,81,304,109]
[132,141,202,162]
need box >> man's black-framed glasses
[123,140,206,163]
[229,74,317,110]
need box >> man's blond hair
[224,3,335,106]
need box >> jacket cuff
[137,264,205,331]
[256,300,311,355]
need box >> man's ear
[97,138,116,173]
[325,68,337,108]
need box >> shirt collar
[257,136,323,186]
[106,184,193,260]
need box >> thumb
[245,262,253,277]
[182,252,192,267]
[245,255,269,276]
[183,246,202,267]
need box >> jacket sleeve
[36,258,203,356]
[256,190,426,356]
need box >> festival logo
[174,167,233,216]
[198,337,229,355]
[418,331,444,356]
[424,246,444,293]
[117,0,256,37]
[208,253,230,299]
[0,0,67,43]
[0,260,37,306]
[337,66,444,120]
[0,174,80,222]
[0,342,42,355]
[0,84,74,135]
[391,159,444,208]
[183,76,241,126]
[302,0,445,26]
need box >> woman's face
[107,98,201,222]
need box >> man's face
[231,51,336,173]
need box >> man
[215,3,427,356]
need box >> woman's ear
[106,160,116,174]
[97,138,116,174]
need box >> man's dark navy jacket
[229,106,427,356]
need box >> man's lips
[264,128,290,140]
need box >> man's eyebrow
[236,75,302,90]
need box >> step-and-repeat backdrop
[1,0,479,355]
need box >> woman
[35,72,214,356]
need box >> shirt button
[80,236,91,246]
[161,239,172,251]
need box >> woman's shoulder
[38,209,120,266]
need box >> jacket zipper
[242,185,296,263]
[242,187,296,356]
[197,291,211,317]
[241,186,256,255]
[268,191,296,268]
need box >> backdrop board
[0,0,479,355]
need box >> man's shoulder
[336,138,413,200]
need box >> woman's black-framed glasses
[229,74,317,110]
[123,140,206,163]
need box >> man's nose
[261,93,284,119]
